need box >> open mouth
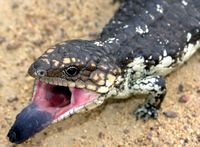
[7,80,100,144]
[33,80,100,122]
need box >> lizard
[7,0,200,144]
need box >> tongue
[7,103,53,144]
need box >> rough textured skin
[99,0,200,68]
[27,0,200,120]
[28,40,121,93]
[100,0,200,119]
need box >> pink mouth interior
[32,80,99,119]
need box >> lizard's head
[29,40,120,93]
[7,40,121,144]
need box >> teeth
[52,78,57,85]
[68,81,75,87]
[63,81,68,87]
[46,79,50,84]
[56,78,62,86]
[40,78,45,83]
[53,99,103,124]
[40,77,77,88]
[39,76,84,90]
[45,78,49,84]
[54,78,59,85]
[48,78,54,85]
[60,79,64,86]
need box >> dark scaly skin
[28,0,200,93]
[28,40,121,93]
[8,0,200,144]
[100,0,200,67]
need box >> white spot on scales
[105,37,119,44]
[123,25,129,28]
[182,0,188,6]
[156,4,164,13]
[94,41,104,46]
[136,25,149,34]
[186,32,192,42]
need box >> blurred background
[0,0,200,146]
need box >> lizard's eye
[37,69,47,77]
[63,66,80,77]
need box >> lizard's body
[8,0,200,144]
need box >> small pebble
[81,135,87,139]
[98,132,105,139]
[163,111,178,118]
[177,84,184,93]
[36,140,42,145]
[43,132,48,136]
[0,36,6,44]
[12,2,19,9]
[57,126,63,132]
[123,129,129,134]
[12,106,17,111]
[1,124,6,128]
[197,135,200,142]
[32,39,45,46]
[179,95,189,103]
[191,112,197,117]
[183,125,189,130]
[197,89,200,94]
[56,7,65,15]
[147,131,153,140]
[6,42,21,50]
[7,96,18,103]
[184,138,189,144]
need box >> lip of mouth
[33,80,100,121]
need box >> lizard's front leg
[131,76,166,121]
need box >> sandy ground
[0,0,200,147]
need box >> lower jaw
[33,80,101,118]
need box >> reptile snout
[28,59,50,78]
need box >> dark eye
[64,66,79,77]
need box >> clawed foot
[134,105,159,121]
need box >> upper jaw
[39,76,72,87]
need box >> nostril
[37,70,47,77]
